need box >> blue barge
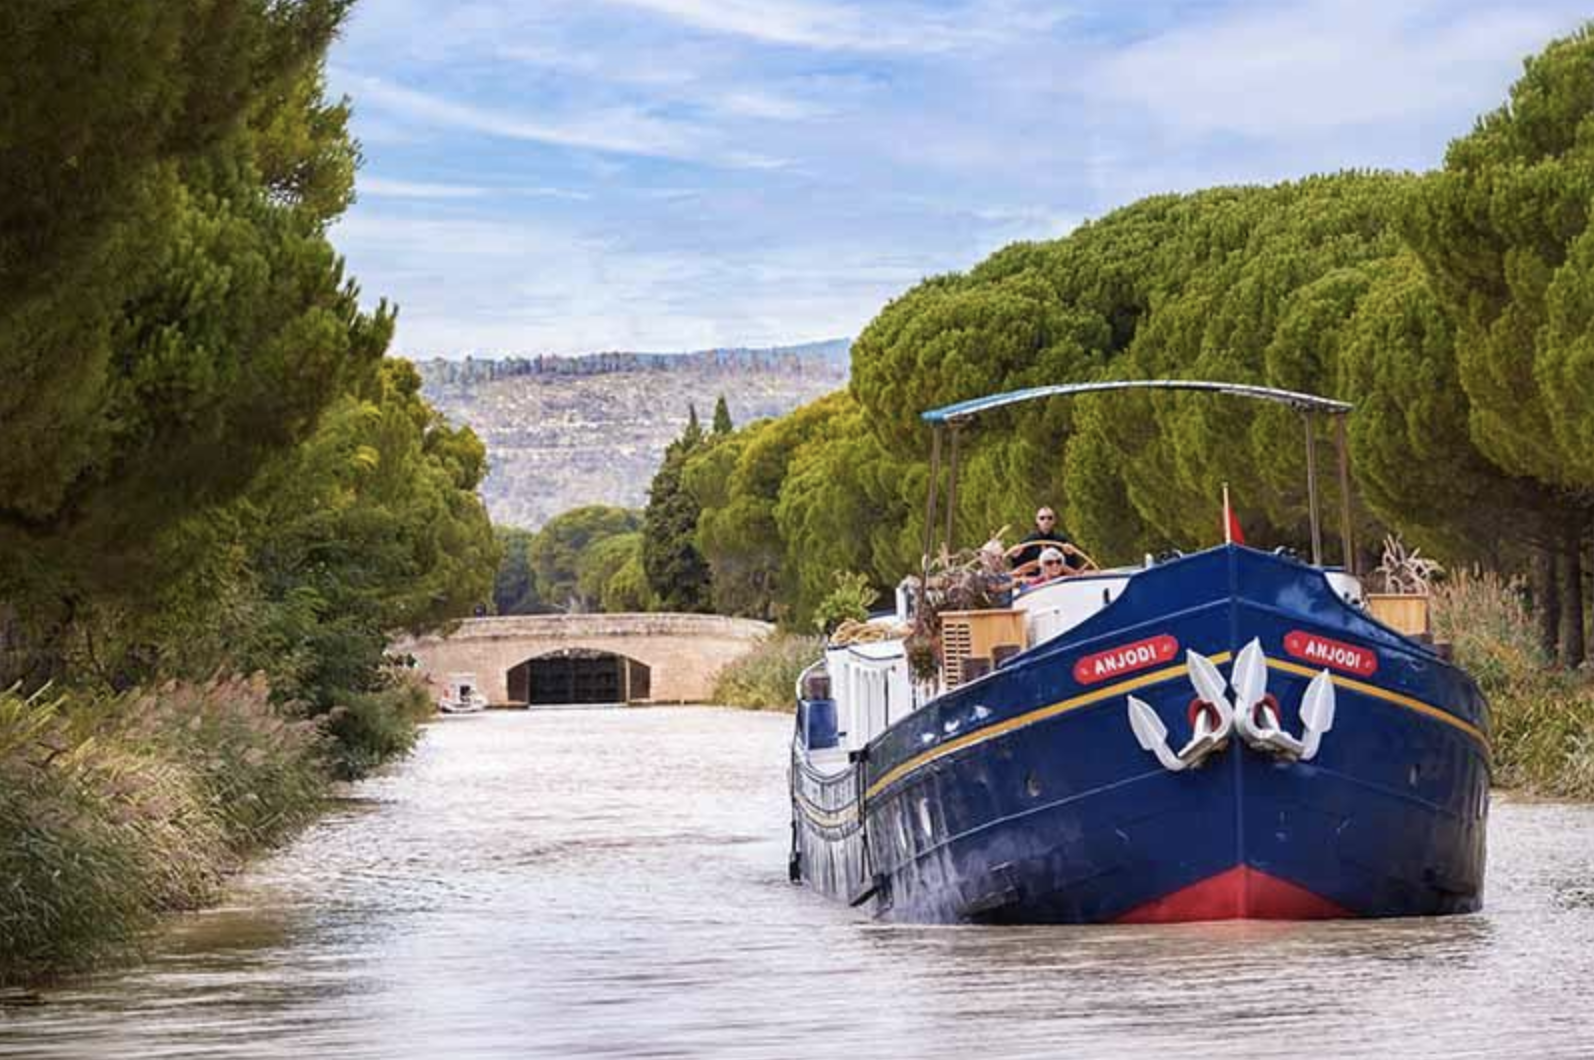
[789,382,1489,923]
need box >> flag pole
[1222,482,1233,545]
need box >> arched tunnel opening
[506,648,652,706]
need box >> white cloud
[340,71,775,167]
[358,177,488,199]
[716,89,831,121]
[596,0,1064,53]
[330,211,947,355]
[1088,0,1578,140]
[598,0,940,52]
[325,0,1593,355]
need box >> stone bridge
[396,613,776,706]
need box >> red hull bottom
[1115,866,1351,923]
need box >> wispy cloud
[326,0,1593,355]
[598,0,949,52]
[340,71,780,168]
[357,177,594,202]
[358,177,488,199]
[331,211,924,354]
[1088,0,1578,140]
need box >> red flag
[1223,483,1245,545]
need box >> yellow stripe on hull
[863,652,1233,801]
[1265,657,1489,750]
[857,649,1488,803]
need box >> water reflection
[2,709,1592,1059]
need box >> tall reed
[1433,572,1594,798]
[713,633,826,711]
[0,678,328,985]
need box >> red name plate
[1284,630,1378,676]
[1074,635,1180,685]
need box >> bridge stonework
[395,613,775,705]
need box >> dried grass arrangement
[1374,534,1443,595]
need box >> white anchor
[1230,638,1336,762]
[1127,639,1337,770]
[1126,648,1234,772]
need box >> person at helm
[1007,507,1083,576]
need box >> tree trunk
[0,601,18,689]
[1537,544,1561,663]
[1562,514,1587,669]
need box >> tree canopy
[612,24,1594,662]
[0,1,500,764]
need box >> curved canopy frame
[923,379,1352,424]
[917,378,1356,574]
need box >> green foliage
[643,415,713,612]
[530,506,641,612]
[0,677,328,984]
[600,542,656,612]
[0,3,387,619]
[491,526,542,615]
[711,633,826,711]
[1339,253,1541,564]
[218,360,498,774]
[1407,25,1594,491]
[321,681,433,781]
[0,0,503,984]
[690,392,871,624]
[1433,573,1594,798]
[712,394,734,434]
[811,572,878,634]
[576,531,653,612]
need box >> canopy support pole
[944,423,962,551]
[1334,414,1354,574]
[1303,411,1323,566]
[921,426,943,593]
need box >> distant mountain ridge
[415,338,850,388]
[415,338,851,529]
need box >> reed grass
[712,633,825,711]
[0,677,330,985]
[1432,572,1594,798]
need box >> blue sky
[325,0,1590,357]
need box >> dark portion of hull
[791,546,1490,924]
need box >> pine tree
[684,403,704,448]
[1405,24,1594,663]
[642,413,712,611]
[712,394,734,434]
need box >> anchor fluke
[1187,650,1230,711]
[1232,638,1268,717]
[1128,695,1187,772]
[1298,669,1336,762]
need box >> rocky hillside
[416,341,850,529]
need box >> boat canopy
[923,379,1352,424]
[916,378,1356,573]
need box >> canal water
[4,708,1594,1059]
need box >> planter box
[1367,593,1431,637]
[941,609,1027,688]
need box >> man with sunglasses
[1007,507,1082,577]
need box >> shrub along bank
[712,633,825,711]
[0,676,409,985]
[1433,575,1594,800]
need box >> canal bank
[4,708,1594,1059]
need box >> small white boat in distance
[438,672,489,714]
